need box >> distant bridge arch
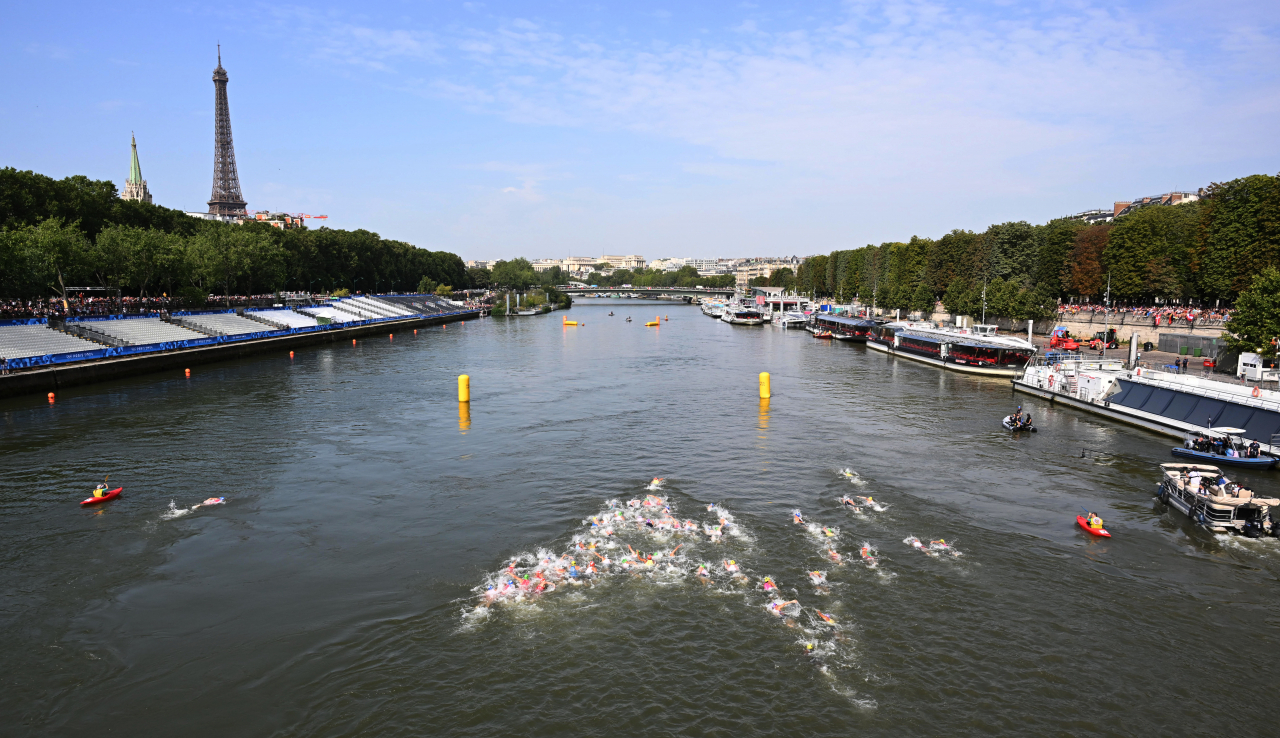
[559,286,736,301]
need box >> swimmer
[761,577,777,591]
[904,536,937,556]
[838,495,856,507]
[766,599,799,617]
[696,564,710,578]
[706,503,717,512]
[793,510,805,524]
[827,549,844,565]
[822,526,837,538]
[808,570,827,585]
[816,610,836,624]
[196,497,225,507]
[859,545,878,568]
[724,559,741,573]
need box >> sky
[2,1,1278,261]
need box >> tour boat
[866,321,1035,376]
[1155,463,1278,537]
[720,303,766,325]
[812,314,875,342]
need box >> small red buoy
[389,334,393,340]
[461,321,465,325]
[289,351,294,358]
[352,339,357,345]
[185,368,191,377]
[48,392,55,403]
[443,325,447,330]
[414,329,417,335]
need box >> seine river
[3,299,1278,737]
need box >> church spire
[122,133,153,204]
[129,133,143,185]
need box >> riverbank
[0,310,479,399]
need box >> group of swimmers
[479,484,759,607]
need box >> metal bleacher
[175,313,273,337]
[246,310,319,329]
[82,317,207,346]
[0,324,103,359]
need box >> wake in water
[160,497,226,520]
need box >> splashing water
[160,500,192,520]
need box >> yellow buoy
[759,372,771,399]
[563,320,579,326]
[458,374,471,403]
[645,321,659,327]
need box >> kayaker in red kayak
[92,483,110,498]
[1086,512,1105,531]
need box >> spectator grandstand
[244,310,320,329]
[0,324,104,359]
[173,313,276,337]
[74,318,207,346]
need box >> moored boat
[867,321,1035,376]
[812,314,875,342]
[720,303,766,325]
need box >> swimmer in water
[827,549,844,564]
[706,503,716,512]
[793,511,805,524]
[859,545,878,568]
[761,577,777,591]
[839,495,856,507]
[724,559,740,573]
[822,526,836,538]
[808,570,827,585]
[816,610,836,624]
[696,564,710,578]
[766,599,799,617]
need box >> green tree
[1223,267,1280,355]
[417,276,438,293]
[466,267,491,290]
[1197,174,1280,299]
[490,258,537,290]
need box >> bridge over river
[560,286,735,300]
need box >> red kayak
[81,487,123,506]
[1076,515,1110,537]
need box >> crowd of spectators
[1,296,175,320]
[1056,304,1232,325]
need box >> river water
[2,299,1278,737]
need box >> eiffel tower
[208,45,247,216]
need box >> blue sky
[3,1,1278,260]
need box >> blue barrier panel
[0,318,49,326]
[171,309,237,317]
